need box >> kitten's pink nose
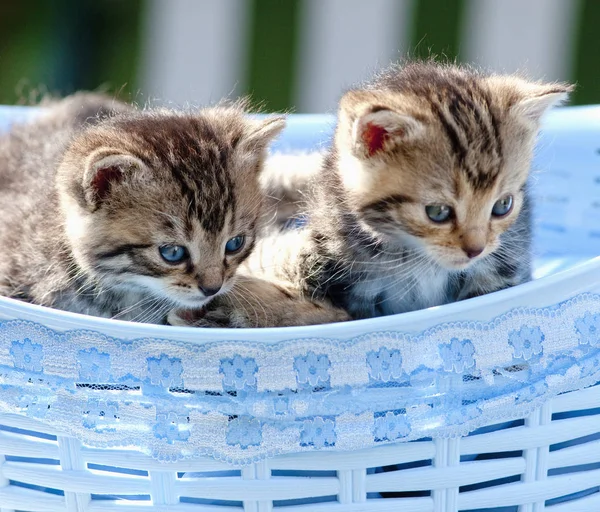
[463,245,484,259]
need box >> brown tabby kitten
[0,94,286,323]
[192,62,572,326]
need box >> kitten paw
[167,306,246,328]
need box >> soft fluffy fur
[168,274,350,328]
[260,151,324,227]
[0,94,286,323]
[195,61,572,326]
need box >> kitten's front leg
[456,274,506,301]
[168,275,349,328]
[167,304,247,328]
[457,257,531,301]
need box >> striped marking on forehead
[170,151,236,234]
[145,123,236,234]
[360,194,412,214]
[430,82,503,191]
[115,115,244,235]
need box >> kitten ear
[243,116,286,149]
[352,108,425,158]
[83,151,145,209]
[511,82,574,123]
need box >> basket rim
[0,255,597,343]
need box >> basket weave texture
[2,385,600,511]
[0,106,599,511]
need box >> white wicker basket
[0,106,599,512]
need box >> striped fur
[0,94,285,323]
[211,62,572,323]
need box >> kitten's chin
[428,253,477,271]
[172,281,235,308]
[172,296,216,308]
[440,259,474,271]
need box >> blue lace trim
[1,293,599,463]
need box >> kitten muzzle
[464,246,485,259]
[199,285,222,297]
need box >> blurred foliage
[246,0,300,112]
[410,0,465,62]
[0,0,143,104]
[571,0,600,106]
[0,0,598,108]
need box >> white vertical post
[140,0,250,106]
[532,402,552,512]
[445,438,460,511]
[520,402,552,512]
[255,460,272,512]
[242,464,258,512]
[337,469,353,504]
[0,455,15,512]
[433,438,449,512]
[149,471,178,506]
[58,436,90,512]
[462,0,581,81]
[352,467,367,503]
[295,0,414,113]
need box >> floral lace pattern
[221,355,258,391]
[0,293,600,464]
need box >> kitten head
[334,62,572,270]
[56,105,285,308]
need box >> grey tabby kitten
[0,94,285,323]
[188,62,571,326]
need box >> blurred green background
[0,1,143,104]
[0,0,596,111]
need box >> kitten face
[77,181,258,307]
[335,65,571,270]
[57,107,285,308]
[368,172,526,270]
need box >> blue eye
[225,235,245,254]
[492,195,513,217]
[159,245,188,263]
[425,204,452,223]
